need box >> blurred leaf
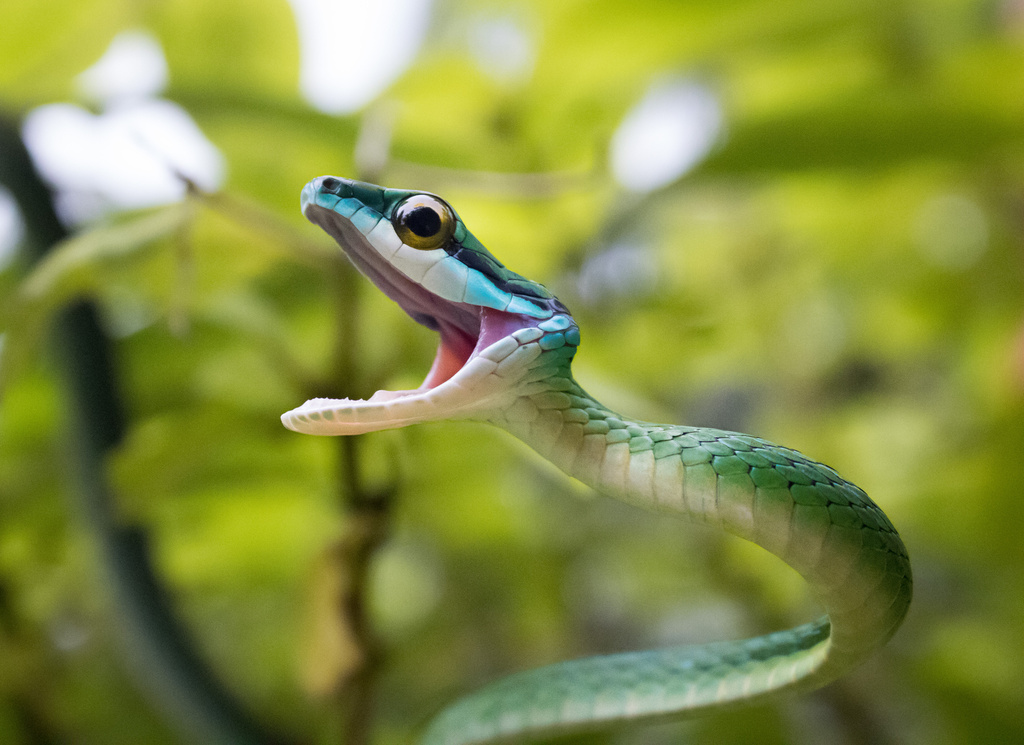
[148,0,300,100]
[2,0,1024,743]
[0,0,126,106]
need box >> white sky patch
[77,30,168,104]
[610,80,723,193]
[21,32,224,225]
[0,186,25,270]
[23,101,224,224]
[915,193,989,270]
[288,0,433,114]
[468,15,534,83]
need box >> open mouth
[281,203,540,434]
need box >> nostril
[321,176,342,193]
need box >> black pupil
[321,177,341,193]
[405,206,441,237]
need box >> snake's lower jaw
[281,336,535,436]
[281,392,444,435]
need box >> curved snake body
[282,176,912,745]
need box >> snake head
[282,176,580,435]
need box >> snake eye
[392,195,456,250]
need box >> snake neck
[488,375,657,502]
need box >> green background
[2,0,1023,743]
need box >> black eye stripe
[453,248,504,281]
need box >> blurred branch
[388,159,599,198]
[181,143,399,745]
[194,187,337,269]
[355,100,599,198]
[319,456,392,745]
[297,113,401,745]
[298,256,394,745]
[0,116,289,745]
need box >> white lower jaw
[280,344,532,436]
[280,388,446,436]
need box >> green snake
[282,176,912,745]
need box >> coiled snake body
[283,176,912,745]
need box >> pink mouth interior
[421,307,533,389]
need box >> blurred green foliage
[2,0,1024,743]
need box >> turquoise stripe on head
[464,271,514,309]
[303,175,565,319]
[351,206,382,234]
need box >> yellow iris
[392,194,456,250]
